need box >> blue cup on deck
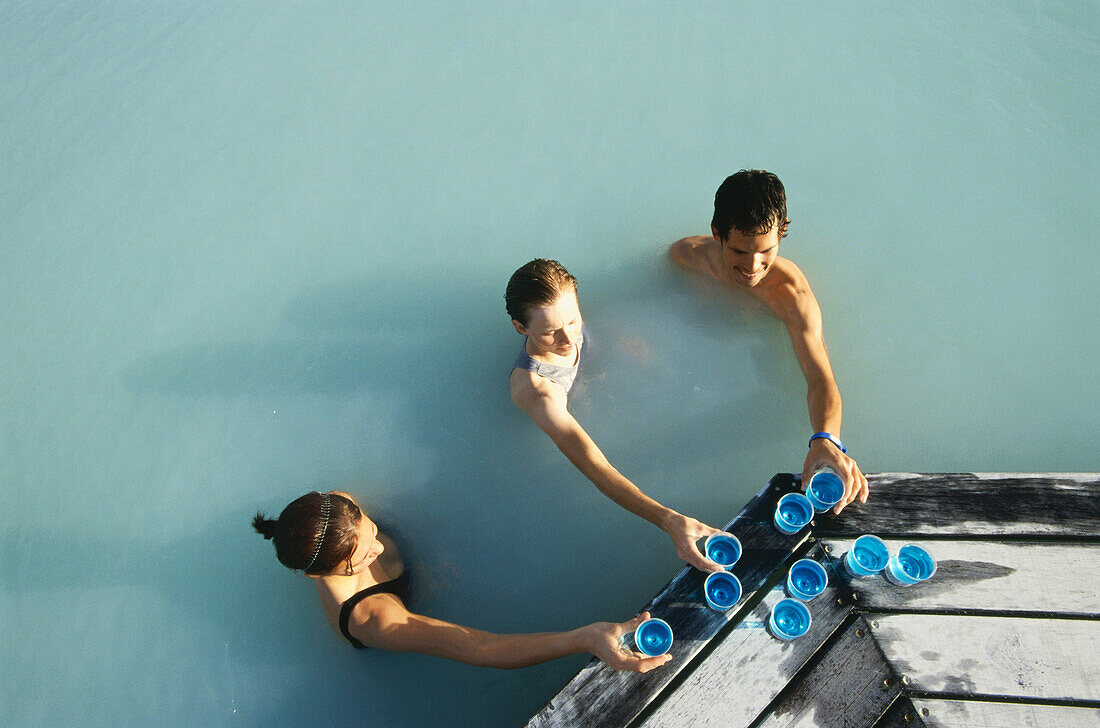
[704,533,742,570]
[884,543,937,586]
[806,468,845,512]
[844,535,890,577]
[786,558,829,601]
[703,570,742,611]
[769,598,812,640]
[631,618,674,656]
[774,492,814,535]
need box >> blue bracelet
[809,432,847,453]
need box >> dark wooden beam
[813,473,1100,539]
[873,695,928,728]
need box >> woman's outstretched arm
[355,597,671,672]
[511,371,724,572]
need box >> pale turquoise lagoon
[2,2,1097,726]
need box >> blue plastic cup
[806,467,845,512]
[769,598,812,640]
[786,558,829,601]
[774,492,814,535]
[703,570,742,611]
[704,533,742,570]
[844,535,890,577]
[884,544,937,586]
[631,618,674,656]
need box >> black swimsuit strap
[338,572,409,649]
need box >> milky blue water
[2,2,1097,726]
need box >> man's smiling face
[715,224,781,288]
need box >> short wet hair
[712,169,790,241]
[504,259,578,327]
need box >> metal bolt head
[872,620,879,628]
[855,629,864,637]
[904,714,913,723]
[902,675,911,685]
[882,677,892,687]
[921,708,930,717]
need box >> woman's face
[330,491,384,572]
[514,288,583,358]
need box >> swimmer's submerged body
[505,258,730,573]
[254,490,669,671]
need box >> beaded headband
[303,492,331,572]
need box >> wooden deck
[524,473,1100,728]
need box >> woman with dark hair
[253,490,670,671]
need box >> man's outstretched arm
[775,277,869,513]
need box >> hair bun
[252,512,278,540]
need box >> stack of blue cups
[702,533,743,611]
[769,558,828,641]
[769,489,823,640]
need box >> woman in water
[506,258,726,572]
[253,490,670,671]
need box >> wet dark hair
[711,169,790,241]
[504,258,578,327]
[252,492,362,575]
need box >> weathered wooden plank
[908,698,1100,727]
[525,475,808,728]
[754,616,902,728]
[819,539,1100,616]
[638,545,851,728]
[867,613,1100,701]
[813,473,1100,538]
[873,696,928,728]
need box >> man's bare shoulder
[669,236,724,279]
[758,257,819,325]
[767,256,812,292]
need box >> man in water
[669,170,869,513]
[506,258,727,572]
